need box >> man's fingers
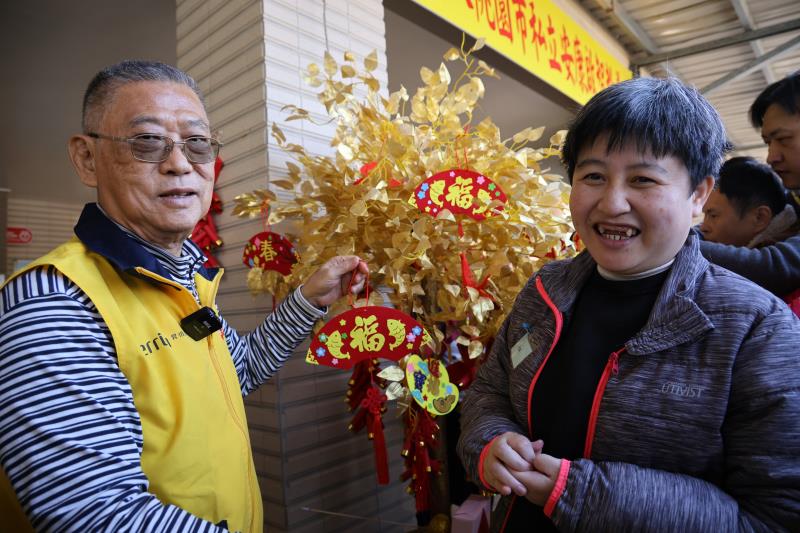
[325,255,362,276]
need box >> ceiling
[576,0,800,162]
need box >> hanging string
[453,125,471,169]
[346,267,369,308]
[260,201,277,310]
[322,0,330,52]
[261,201,272,233]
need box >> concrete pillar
[176,2,414,531]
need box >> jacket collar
[538,231,713,355]
[626,231,713,354]
[74,202,218,282]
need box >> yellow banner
[411,0,632,104]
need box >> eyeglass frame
[86,132,223,164]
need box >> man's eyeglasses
[87,132,222,164]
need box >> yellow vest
[0,239,262,532]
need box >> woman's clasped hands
[483,432,562,506]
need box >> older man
[0,61,366,532]
[699,71,800,295]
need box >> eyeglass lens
[129,135,218,163]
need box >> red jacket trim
[478,435,502,491]
[527,277,564,436]
[583,348,623,457]
[543,459,571,517]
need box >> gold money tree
[234,37,576,516]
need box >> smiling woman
[458,77,800,533]
[569,136,712,276]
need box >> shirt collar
[74,202,217,282]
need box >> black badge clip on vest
[180,306,222,341]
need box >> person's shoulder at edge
[0,264,77,311]
[693,258,796,319]
[697,232,800,295]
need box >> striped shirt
[0,225,324,532]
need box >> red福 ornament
[306,306,432,369]
[411,169,507,220]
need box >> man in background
[700,156,796,247]
[700,71,800,296]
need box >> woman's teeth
[598,226,639,240]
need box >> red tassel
[401,403,442,513]
[346,361,390,485]
[361,388,389,484]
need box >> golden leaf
[550,130,567,146]
[350,199,368,217]
[466,287,480,302]
[512,127,532,144]
[443,47,460,61]
[528,126,545,142]
[377,365,405,382]
[437,63,451,86]
[364,50,379,71]
[385,381,406,400]
[435,209,455,222]
[271,123,286,144]
[420,66,436,85]
[365,187,389,204]
[444,284,461,297]
[337,143,354,160]
[388,139,408,158]
[324,51,337,76]
[341,65,356,78]
[468,340,483,359]
[461,324,481,337]
[344,51,355,62]
[364,77,380,92]
[271,179,295,190]
[470,37,486,52]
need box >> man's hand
[510,451,561,506]
[483,433,541,496]
[300,256,368,308]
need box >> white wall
[0,1,177,205]
[5,198,83,274]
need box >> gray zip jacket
[458,233,800,532]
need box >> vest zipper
[198,271,257,531]
[206,340,258,531]
[583,347,624,458]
